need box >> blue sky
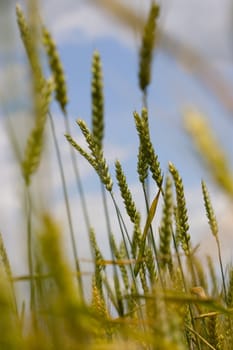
[1,0,233,275]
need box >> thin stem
[142,182,164,290]
[185,325,217,350]
[142,91,148,111]
[216,236,227,303]
[142,90,150,204]
[100,183,124,315]
[104,187,146,325]
[63,113,91,232]
[187,254,198,287]
[110,191,149,331]
[48,111,84,299]
[110,192,134,277]
[171,230,201,350]
[25,186,35,311]
[110,192,132,246]
[25,186,39,331]
[101,184,113,255]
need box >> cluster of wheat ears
[1,2,233,349]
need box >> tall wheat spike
[134,109,163,189]
[138,2,160,94]
[115,160,138,223]
[201,180,227,303]
[169,162,190,256]
[67,120,113,191]
[16,4,42,80]
[131,212,142,258]
[42,26,68,113]
[91,51,104,150]
[145,246,157,286]
[22,78,55,185]
[201,180,218,237]
[159,175,173,270]
[169,162,198,289]
[137,143,149,184]
[16,5,55,185]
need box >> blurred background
[1,0,233,280]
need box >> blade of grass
[134,188,161,276]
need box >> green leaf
[134,188,161,276]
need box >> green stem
[142,182,164,290]
[25,187,35,311]
[110,192,135,279]
[63,113,91,232]
[142,90,150,203]
[171,230,201,350]
[100,183,124,316]
[110,192,132,246]
[109,191,147,329]
[216,236,227,303]
[142,90,148,110]
[48,111,83,299]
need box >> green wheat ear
[201,180,218,237]
[138,2,160,93]
[16,4,42,78]
[137,143,149,183]
[91,277,108,320]
[42,26,68,113]
[169,162,190,256]
[201,180,227,302]
[89,228,105,301]
[22,77,55,185]
[16,4,45,114]
[134,109,163,189]
[159,175,173,270]
[91,50,104,150]
[16,4,55,185]
[115,160,138,223]
[66,119,113,192]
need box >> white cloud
[1,0,232,62]
[52,7,120,43]
[162,0,233,61]
[39,0,233,61]
[41,1,136,48]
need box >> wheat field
[0,1,233,349]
